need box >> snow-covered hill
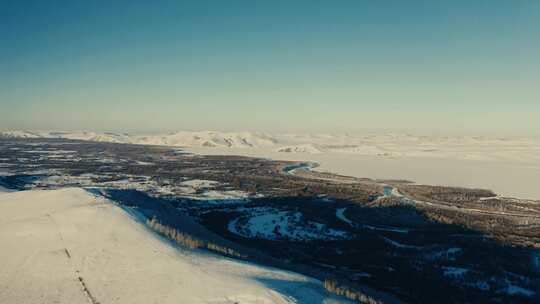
[0,130,44,139]
[0,188,348,304]
[137,131,278,148]
[0,130,134,143]
[0,130,279,148]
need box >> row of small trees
[402,185,495,204]
[324,279,382,304]
[146,217,245,258]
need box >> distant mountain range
[0,130,277,149]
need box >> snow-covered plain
[0,188,348,304]
[2,130,540,199]
[188,146,540,200]
[228,207,350,241]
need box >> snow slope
[152,131,278,148]
[0,188,348,304]
[0,130,133,143]
[0,130,279,148]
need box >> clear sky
[1,1,539,135]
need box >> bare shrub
[324,278,382,304]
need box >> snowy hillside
[0,130,279,148]
[0,130,134,143]
[0,188,348,304]
[0,130,44,139]
[136,131,278,148]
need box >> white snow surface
[0,130,278,148]
[228,208,350,241]
[144,131,279,148]
[0,188,349,304]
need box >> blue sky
[1,1,539,134]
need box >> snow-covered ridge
[0,130,279,148]
[0,188,349,304]
[137,131,278,148]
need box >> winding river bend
[285,161,540,221]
